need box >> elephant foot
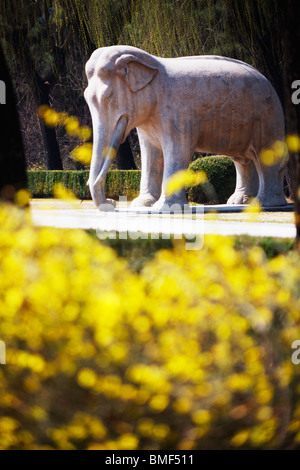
[256,192,287,207]
[227,191,251,205]
[130,194,157,207]
[152,196,189,213]
[97,198,116,212]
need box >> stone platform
[30,200,296,239]
[115,203,294,214]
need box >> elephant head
[84,46,159,210]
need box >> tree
[59,0,136,169]
[0,0,137,171]
[0,0,64,169]
[224,0,284,105]
[282,0,300,248]
[224,0,300,248]
[0,43,27,201]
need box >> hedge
[187,156,236,204]
[27,157,236,203]
[27,170,141,200]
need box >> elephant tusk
[93,115,128,188]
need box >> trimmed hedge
[27,170,141,200]
[105,170,141,199]
[187,156,236,204]
[27,157,236,203]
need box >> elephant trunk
[93,115,128,187]
[88,115,128,210]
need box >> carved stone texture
[84,45,288,211]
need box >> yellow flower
[256,406,273,421]
[260,149,277,166]
[173,397,192,414]
[39,106,60,127]
[272,140,288,158]
[118,433,138,450]
[276,361,294,388]
[103,146,117,161]
[243,198,262,220]
[250,419,277,446]
[15,189,31,207]
[0,417,19,432]
[71,143,93,164]
[165,169,207,196]
[226,374,253,392]
[38,106,92,142]
[53,183,77,200]
[137,418,154,437]
[0,202,299,449]
[192,409,211,425]
[77,126,92,141]
[77,369,97,389]
[64,117,80,136]
[231,430,250,447]
[149,394,169,412]
[152,424,170,440]
[286,134,300,153]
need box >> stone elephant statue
[84,45,288,211]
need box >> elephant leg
[227,157,259,205]
[130,129,163,207]
[251,149,287,207]
[152,141,192,211]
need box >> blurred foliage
[234,236,295,260]
[0,203,300,450]
[97,235,295,273]
[166,168,207,199]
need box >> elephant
[84,45,288,211]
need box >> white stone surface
[31,202,295,239]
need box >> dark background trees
[224,0,285,106]
[0,0,251,172]
[0,0,137,171]
[281,0,300,246]
[0,43,27,201]
[1,0,293,169]
[1,0,300,242]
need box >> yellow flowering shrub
[0,203,300,449]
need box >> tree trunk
[116,139,137,170]
[282,0,300,248]
[0,44,27,202]
[36,77,63,170]
[12,29,63,170]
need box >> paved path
[30,199,296,239]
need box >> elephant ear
[115,54,158,92]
